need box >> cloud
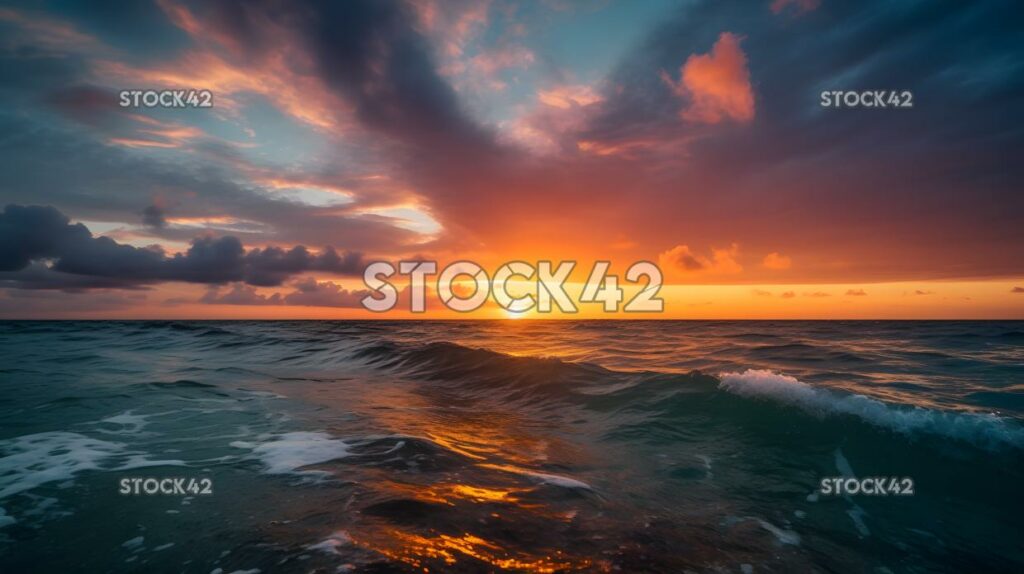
[0,287,144,317]
[3,0,1024,297]
[0,205,363,290]
[1012,287,1024,293]
[0,7,105,54]
[845,289,868,296]
[200,278,371,308]
[780,291,795,298]
[770,0,820,16]
[295,0,496,153]
[200,283,281,305]
[470,45,535,76]
[142,205,167,228]
[762,252,792,270]
[281,278,369,308]
[538,85,602,109]
[803,291,830,297]
[662,32,754,124]
[658,243,742,279]
[752,289,772,296]
[913,290,935,296]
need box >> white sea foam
[97,411,150,434]
[719,369,1024,449]
[0,431,183,502]
[308,530,351,555]
[230,432,351,475]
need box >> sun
[503,308,529,319]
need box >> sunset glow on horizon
[1,0,1022,319]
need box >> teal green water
[1,321,1022,572]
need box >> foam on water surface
[230,432,351,475]
[0,431,183,501]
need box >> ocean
[0,320,1022,572]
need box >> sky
[0,0,1022,319]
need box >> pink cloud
[538,85,602,109]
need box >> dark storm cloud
[0,205,365,290]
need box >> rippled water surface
[1,321,1022,572]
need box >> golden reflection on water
[352,530,596,573]
[348,473,595,571]
[289,324,605,570]
[383,480,532,507]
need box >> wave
[352,340,616,401]
[349,338,1024,452]
[719,369,1024,450]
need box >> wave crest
[719,369,1024,450]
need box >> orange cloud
[659,243,743,279]
[663,32,754,124]
[846,289,868,296]
[762,252,792,270]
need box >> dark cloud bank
[0,204,363,290]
